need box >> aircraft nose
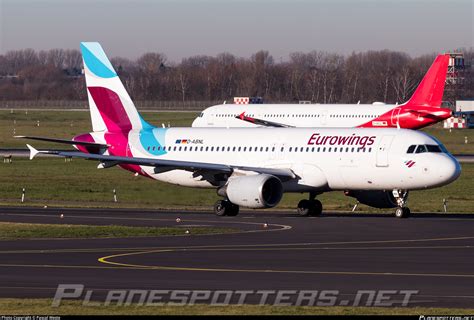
[437,155,461,185]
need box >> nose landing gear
[392,190,411,218]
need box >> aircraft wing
[235,112,294,128]
[15,136,109,147]
[26,144,296,179]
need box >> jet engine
[345,190,399,208]
[223,174,283,209]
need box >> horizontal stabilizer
[15,136,108,148]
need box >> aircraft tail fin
[403,54,450,108]
[80,42,153,133]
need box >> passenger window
[415,145,428,153]
[407,145,416,153]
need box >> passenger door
[376,135,394,167]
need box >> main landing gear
[297,192,323,216]
[392,190,411,218]
[214,199,239,216]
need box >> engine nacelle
[225,174,283,209]
[345,190,398,208]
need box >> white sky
[1,0,472,62]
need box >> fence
[0,100,221,111]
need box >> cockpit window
[199,112,204,117]
[426,145,442,153]
[412,144,443,154]
[415,145,428,153]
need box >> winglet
[26,144,39,160]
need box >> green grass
[0,299,472,315]
[0,158,472,213]
[0,222,236,240]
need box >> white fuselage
[124,127,460,193]
[192,103,396,128]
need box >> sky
[0,0,472,62]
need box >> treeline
[0,48,472,104]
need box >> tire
[312,199,323,216]
[297,199,311,216]
[227,203,240,216]
[214,200,228,216]
[403,207,411,217]
[395,207,409,218]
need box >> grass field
[0,222,236,240]
[0,299,472,315]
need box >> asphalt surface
[0,206,473,308]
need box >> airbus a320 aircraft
[20,43,461,218]
[192,54,452,129]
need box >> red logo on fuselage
[307,133,376,148]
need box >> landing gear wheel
[297,199,322,216]
[297,199,311,216]
[395,207,410,218]
[227,203,240,216]
[312,199,323,216]
[214,200,239,216]
[214,200,228,216]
